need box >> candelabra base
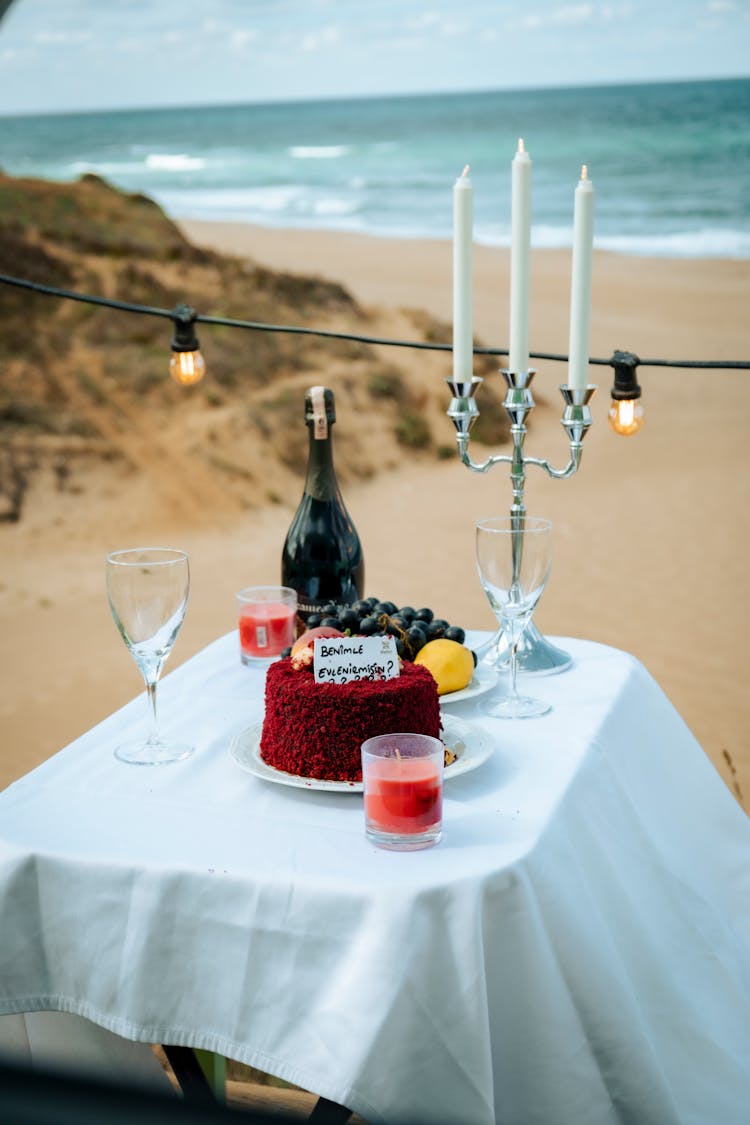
[478,623,572,676]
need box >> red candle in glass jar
[361,733,444,850]
[236,586,297,664]
[364,757,442,833]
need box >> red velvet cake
[260,659,441,782]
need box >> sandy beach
[1,219,748,806]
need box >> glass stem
[509,640,519,701]
[503,618,525,702]
[145,681,159,745]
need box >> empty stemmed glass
[476,516,553,719]
[106,547,194,764]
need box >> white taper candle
[452,164,473,380]
[567,164,595,390]
[509,138,532,374]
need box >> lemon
[414,639,474,696]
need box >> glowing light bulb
[608,396,644,436]
[170,348,206,386]
[169,303,205,386]
[609,351,643,436]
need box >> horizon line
[0,72,747,122]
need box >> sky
[0,0,748,116]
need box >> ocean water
[1,78,748,258]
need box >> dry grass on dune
[0,170,512,531]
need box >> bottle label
[298,599,317,616]
[310,385,328,440]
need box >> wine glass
[106,547,194,764]
[476,517,553,719]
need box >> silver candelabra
[447,369,596,674]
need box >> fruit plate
[439,663,498,705]
[229,714,494,794]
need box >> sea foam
[288,145,350,159]
[145,153,206,171]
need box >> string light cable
[0,272,747,434]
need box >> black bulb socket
[610,350,642,401]
[171,303,200,353]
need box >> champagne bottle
[281,386,364,622]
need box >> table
[0,633,748,1125]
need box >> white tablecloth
[0,633,748,1124]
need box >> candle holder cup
[236,585,297,665]
[362,733,444,851]
[447,369,596,674]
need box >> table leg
[164,1045,352,1122]
[195,1049,226,1103]
[161,1044,216,1106]
[308,1095,353,1124]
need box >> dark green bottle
[281,386,364,622]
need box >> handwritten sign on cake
[314,635,399,684]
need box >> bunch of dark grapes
[304,598,466,662]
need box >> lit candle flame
[581,164,589,181]
[518,138,525,154]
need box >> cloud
[229,29,259,51]
[33,30,92,46]
[300,24,341,52]
[521,4,594,30]
[406,11,465,36]
[517,3,635,31]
